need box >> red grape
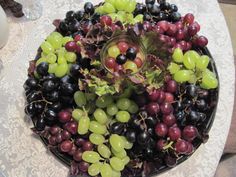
[169,37,176,47]
[183,125,198,141]
[75,137,85,147]
[157,91,166,104]
[79,161,89,172]
[164,92,174,103]
[148,89,160,102]
[65,41,77,52]
[146,102,160,115]
[175,139,188,154]
[117,41,129,53]
[160,102,173,115]
[155,123,168,137]
[157,20,169,32]
[166,24,177,36]
[192,21,200,32]
[56,133,63,143]
[74,34,82,42]
[48,136,57,145]
[73,149,83,161]
[134,57,143,68]
[156,139,167,151]
[75,45,81,53]
[175,29,185,40]
[196,36,208,47]
[100,15,112,26]
[175,21,183,30]
[188,24,198,36]
[184,13,194,24]
[163,114,176,127]
[166,80,177,93]
[82,141,93,151]
[58,110,71,123]
[111,24,121,31]
[168,126,181,141]
[114,64,123,72]
[164,74,172,83]
[49,125,60,135]
[143,21,153,31]
[68,144,78,156]
[61,130,72,140]
[154,25,164,34]
[186,42,192,50]
[105,57,116,69]
[59,140,73,152]
[186,142,194,154]
[64,121,78,135]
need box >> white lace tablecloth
[0,0,235,177]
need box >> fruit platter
[23,0,219,176]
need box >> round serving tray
[31,46,219,177]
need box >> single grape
[83,141,94,151]
[82,151,100,163]
[163,114,176,127]
[156,139,167,151]
[123,61,138,73]
[79,161,90,173]
[100,15,112,26]
[174,70,191,83]
[201,72,218,89]
[116,98,131,111]
[108,45,120,58]
[89,133,105,145]
[103,2,116,14]
[124,0,136,13]
[58,110,71,123]
[97,144,111,158]
[168,126,181,141]
[121,156,130,166]
[74,91,87,107]
[196,36,208,47]
[160,102,173,115]
[196,55,210,70]
[137,131,150,145]
[184,13,194,24]
[109,134,125,152]
[73,149,83,161]
[183,125,198,141]
[133,57,143,68]
[88,162,102,176]
[112,170,121,177]
[96,96,113,108]
[146,102,160,115]
[183,51,196,69]
[172,48,183,63]
[65,52,77,63]
[41,41,54,54]
[107,104,118,116]
[100,163,112,177]
[78,116,90,135]
[121,136,133,149]
[110,157,125,171]
[117,41,129,54]
[110,122,124,135]
[72,109,84,121]
[111,148,127,158]
[89,121,107,134]
[116,111,131,123]
[55,63,68,78]
[93,108,108,125]
[155,123,168,137]
[59,140,73,152]
[127,101,139,114]
[175,139,188,154]
[168,62,180,74]
[105,57,116,69]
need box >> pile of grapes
[24,0,219,177]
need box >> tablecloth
[0,0,235,177]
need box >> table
[0,0,235,176]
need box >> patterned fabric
[0,0,235,177]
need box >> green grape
[106,104,118,116]
[65,52,77,63]
[115,0,126,11]
[67,63,72,75]
[72,109,84,121]
[174,70,191,83]
[78,116,90,135]
[110,157,124,171]
[204,68,216,77]
[100,163,112,177]
[172,48,183,63]
[41,41,54,54]
[123,61,138,73]
[74,91,87,107]
[46,53,57,64]
[96,96,113,108]
[94,108,108,124]
[124,0,136,13]
[85,104,96,115]
[62,36,73,46]
[168,62,180,74]
[48,63,58,74]
[109,134,125,152]
[55,63,68,78]
[116,98,131,111]
[121,156,130,165]
[196,55,210,70]
[118,87,132,98]
[111,148,127,158]
[121,136,133,149]
[88,162,102,176]
[202,72,218,89]
[112,170,121,177]
[127,101,139,114]
[57,56,67,64]
[183,51,196,69]
[85,93,97,101]
[108,13,117,21]
[188,73,197,84]
[89,121,107,134]
[36,58,47,66]
[46,35,62,49]
[50,32,63,39]
[82,151,100,163]
[98,144,111,158]
[134,14,143,23]
[108,45,120,58]
[189,50,200,62]
[116,14,125,23]
[89,133,105,145]
[116,111,130,123]
[95,6,105,14]
[103,2,116,14]
[126,13,134,22]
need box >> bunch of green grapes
[36,32,77,78]
[168,48,218,89]
[96,0,143,24]
[72,92,139,177]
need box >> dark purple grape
[56,133,63,144]
[44,109,57,123]
[166,80,177,93]
[44,91,59,102]
[78,161,89,172]
[187,84,197,98]
[34,102,45,114]
[48,102,62,112]
[116,54,127,64]
[196,99,207,111]
[163,114,176,127]
[42,79,57,92]
[183,125,198,141]
[61,130,72,140]
[145,116,157,127]
[48,136,57,146]
[156,139,167,151]
[24,77,38,91]
[75,10,84,21]
[126,48,137,60]
[36,62,48,76]
[125,129,136,143]
[84,2,94,14]
[25,103,36,116]
[49,125,61,135]
[132,93,148,107]
[146,102,160,115]
[110,122,124,135]
[137,131,150,145]
[165,155,177,167]
[36,117,46,131]
[82,141,93,151]
[60,83,76,96]
[75,138,85,147]
[64,121,78,135]
[66,11,76,21]
[26,91,41,103]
